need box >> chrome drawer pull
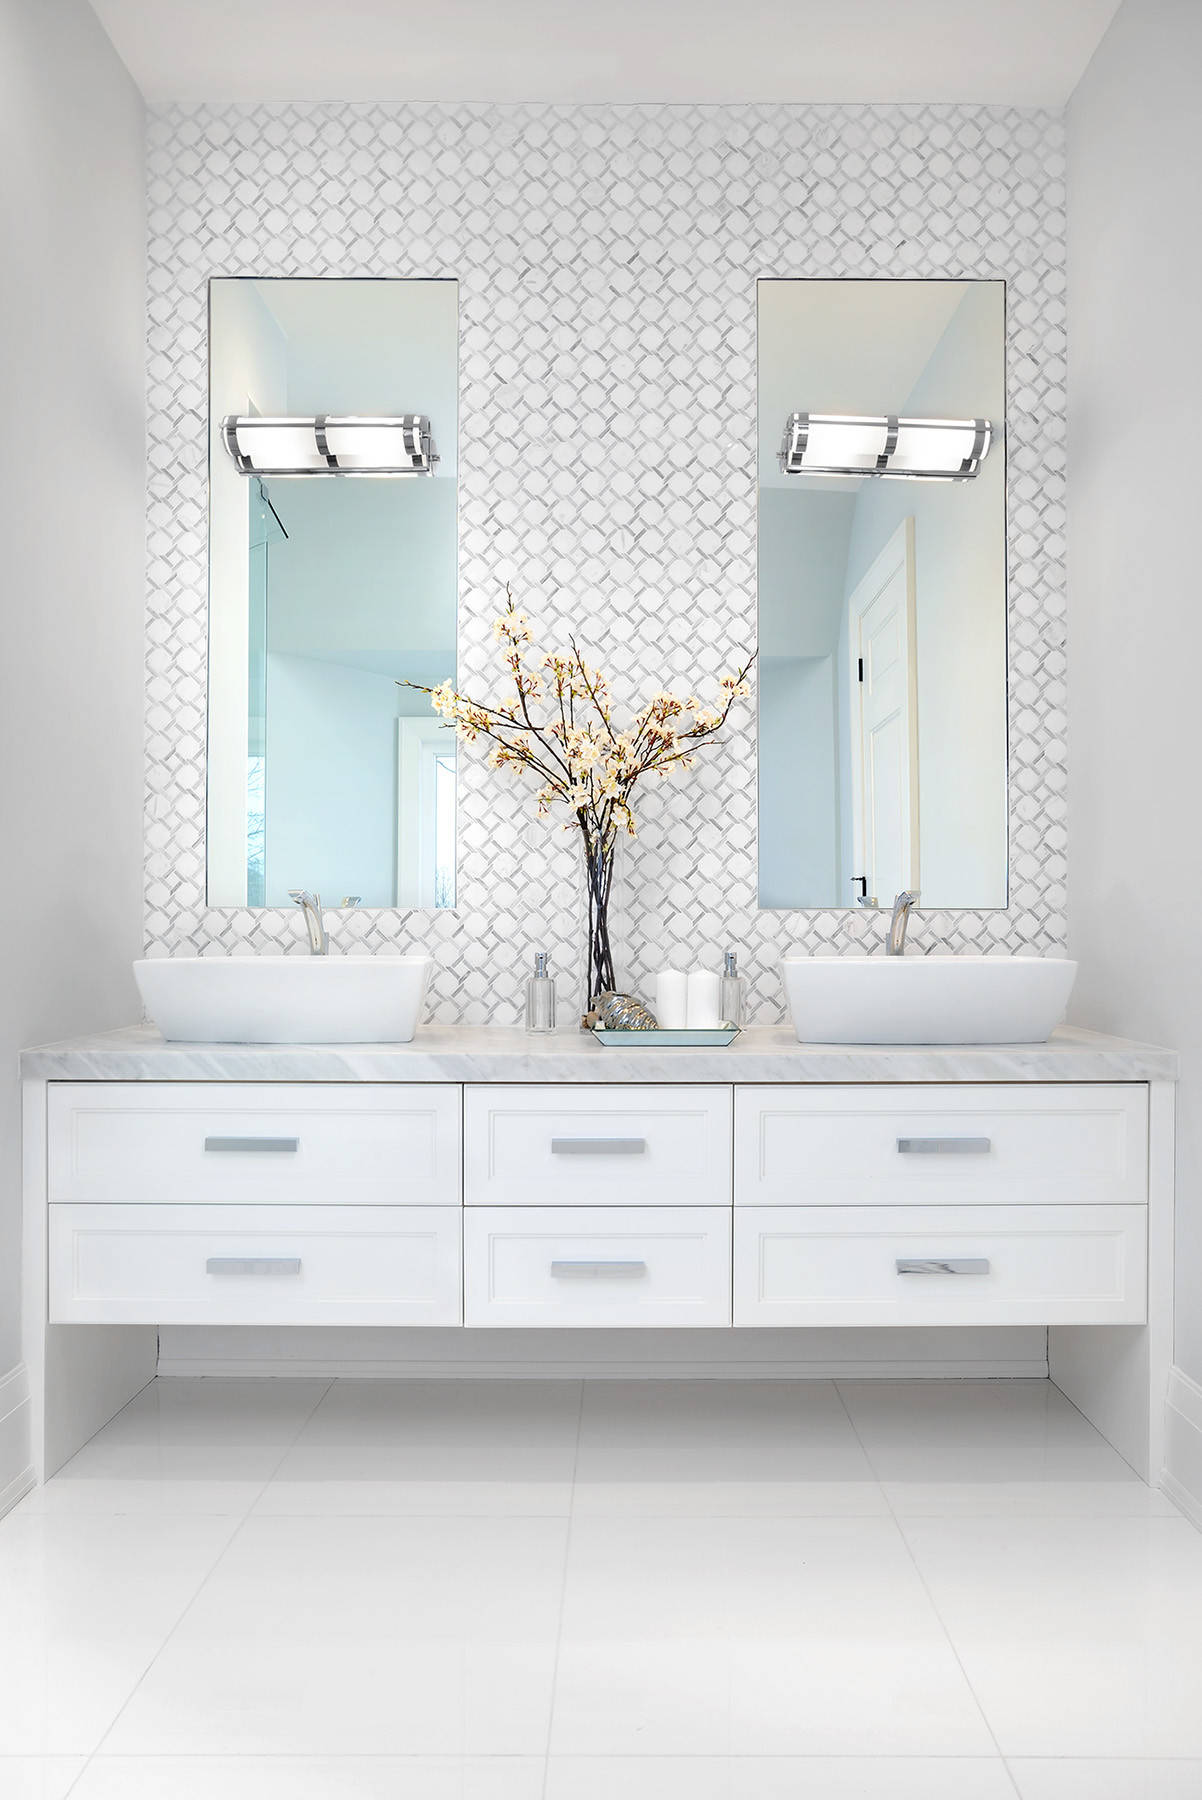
[896,1257,991,1276]
[204,1136,300,1154]
[550,1137,647,1156]
[896,1137,992,1156]
[550,1259,648,1280]
[205,1256,302,1277]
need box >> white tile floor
[2,1376,1199,1798]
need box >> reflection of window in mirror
[206,277,459,911]
[756,279,1007,913]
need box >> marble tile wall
[145,103,1067,1022]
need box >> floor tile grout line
[831,1379,1023,1796]
[56,1508,247,1790]
[61,1375,337,1786]
[541,1377,587,1800]
[12,1750,1167,1760]
[239,1374,343,1520]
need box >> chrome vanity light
[221,413,437,476]
[779,412,992,480]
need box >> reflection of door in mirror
[396,719,457,909]
[206,277,459,912]
[245,477,285,907]
[848,519,919,906]
[757,278,1007,913]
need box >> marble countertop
[19,1022,1178,1083]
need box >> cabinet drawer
[735,1084,1147,1208]
[734,1204,1147,1327]
[47,1083,461,1206]
[49,1203,462,1325]
[463,1206,731,1326]
[463,1085,732,1207]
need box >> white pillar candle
[654,969,689,1029]
[686,967,722,1029]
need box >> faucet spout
[886,890,920,957]
[288,889,328,956]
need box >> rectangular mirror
[206,276,458,910]
[757,278,1007,912]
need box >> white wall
[1067,0,1202,1376]
[0,0,145,1484]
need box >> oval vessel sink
[781,955,1078,1046]
[134,955,434,1045]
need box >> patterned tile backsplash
[144,102,1067,1024]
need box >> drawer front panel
[47,1083,461,1206]
[49,1204,462,1325]
[463,1086,732,1207]
[464,1206,731,1326]
[735,1204,1147,1327]
[735,1084,1148,1208]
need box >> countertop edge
[18,1025,1180,1084]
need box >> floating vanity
[20,1022,1177,1491]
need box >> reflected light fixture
[221,414,437,476]
[779,413,993,480]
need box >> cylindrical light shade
[221,415,436,475]
[780,413,992,480]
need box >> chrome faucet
[288,889,328,955]
[886,890,920,956]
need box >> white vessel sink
[134,955,434,1044]
[781,955,1078,1046]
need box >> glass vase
[580,825,617,1009]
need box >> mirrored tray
[592,1027,740,1047]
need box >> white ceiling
[89,0,1122,106]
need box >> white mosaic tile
[144,101,1068,1022]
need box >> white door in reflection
[396,718,457,910]
[849,519,920,904]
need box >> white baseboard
[0,1365,34,1519]
[156,1324,1050,1382]
[1163,1365,1202,1529]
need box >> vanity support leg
[1048,1078,1174,1484]
[22,1078,157,1484]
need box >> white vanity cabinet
[20,1025,1177,1491]
[41,1072,1153,1334]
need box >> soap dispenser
[720,949,745,1028]
[525,951,556,1034]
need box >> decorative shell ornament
[592,991,659,1031]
